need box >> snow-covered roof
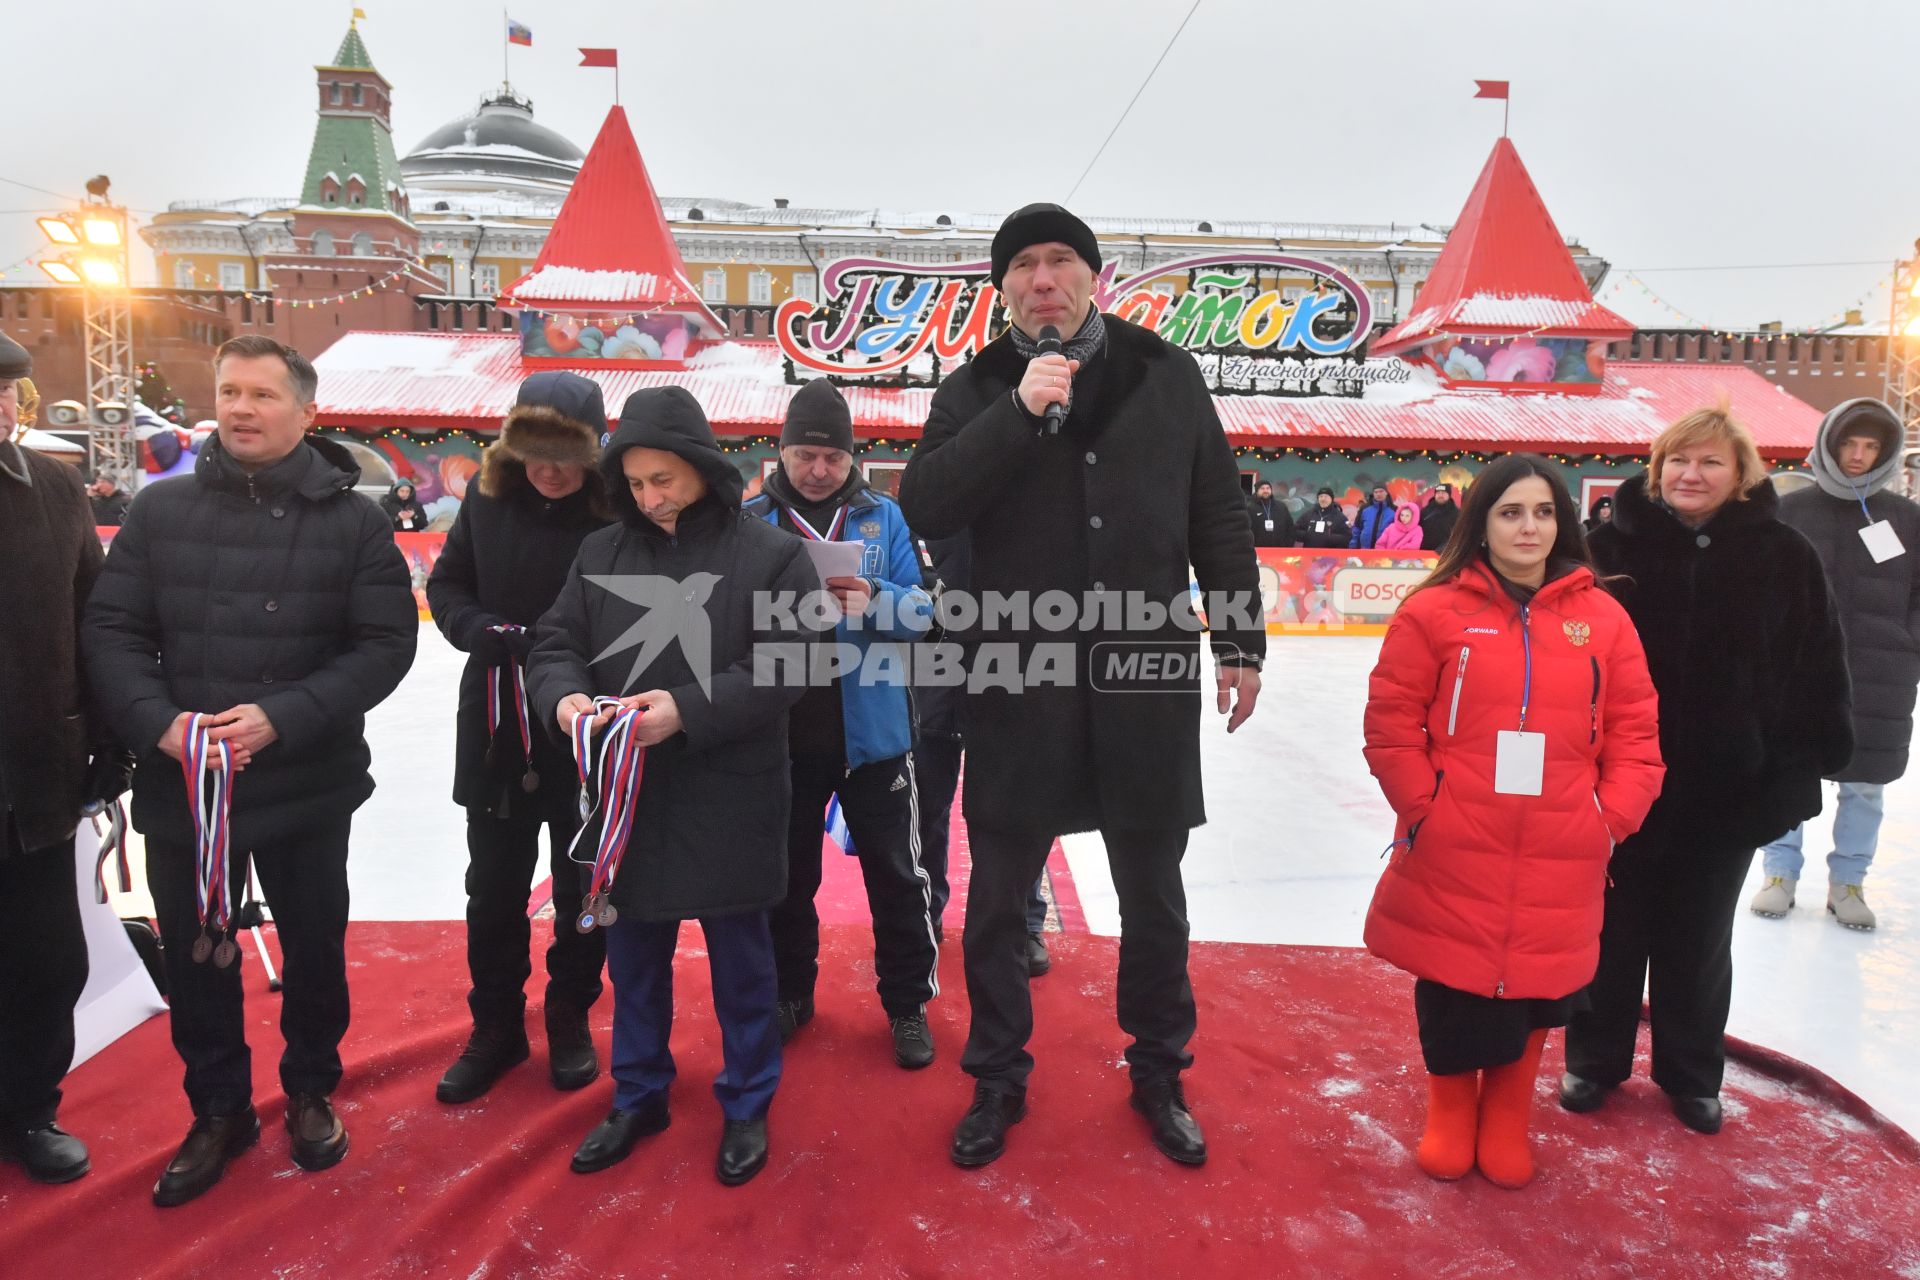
[310,332,1821,455]
[20,429,83,456]
[507,266,666,303]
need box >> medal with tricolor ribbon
[485,623,538,793]
[181,713,238,967]
[566,697,647,932]
[781,504,847,544]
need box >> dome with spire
[400,88,583,196]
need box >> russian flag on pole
[826,794,857,857]
[507,17,532,46]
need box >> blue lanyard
[1518,605,1532,732]
[1847,479,1873,525]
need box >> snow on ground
[346,626,1920,1138]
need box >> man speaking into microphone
[901,203,1264,1168]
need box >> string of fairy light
[1601,270,1894,338]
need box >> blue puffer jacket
[1350,497,1395,549]
[745,477,933,768]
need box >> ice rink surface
[352,627,1920,1137]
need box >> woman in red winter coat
[1362,454,1665,1189]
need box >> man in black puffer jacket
[427,371,614,1104]
[1761,398,1920,931]
[526,387,818,1187]
[84,336,417,1207]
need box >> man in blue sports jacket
[744,379,940,1069]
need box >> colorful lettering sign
[776,252,1406,396]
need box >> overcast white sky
[3,0,1913,329]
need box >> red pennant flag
[579,48,618,68]
[1473,80,1509,100]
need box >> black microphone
[1036,324,1068,435]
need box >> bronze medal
[575,909,598,934]
[521,770,540,795]
[191,933,213,964]
[213,938,238,969]
[597,902,619,927]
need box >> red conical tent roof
[502,106,723,336]
[1373,138,1632,357]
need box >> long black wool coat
[0,445,105,854]
[900,315,1265,836]
[428,470,610,820]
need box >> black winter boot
[545,1004,599,1091]
[436,1023,531,1104]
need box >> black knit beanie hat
[990,203,1101,289]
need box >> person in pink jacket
[1374,501,1424,551]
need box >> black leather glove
[81,752,135,811]
[468,622,512,664]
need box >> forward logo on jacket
[584,573,721,695]
[1563,620,1591,647]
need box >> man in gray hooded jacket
[1759,398,1920,930]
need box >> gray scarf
[1008,305,1107,366]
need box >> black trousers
[1564,838,1755,1098]
[915,734,1047,936]
[463,810,605,1029]
[147,817,353,1117]
[770,751,937,1019]
[0,838,90,1130]
[962,826,1194,1091]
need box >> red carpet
[3,921,1917,1279]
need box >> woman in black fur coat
[1559,408,1852,1136]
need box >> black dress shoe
[950,1084,1026,1167]
[1025,932,1052,977]
[890,1013,935,1069]
[436,1024,531,1104]
[775,997,814,1045]
[570,1099,670,1174]
[716,1117,768,1186]
[153,1109,260,1207]
[544,1005,599,1091]
[1558,1073,1612,1114]
[1131,1077,1207,1166]
[0,1122,90,1184]
[286,1094,349,1172]
[1671,1094,1724,1135]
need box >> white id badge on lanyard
[1494,731,1546,796]
[1861,520,1906,563]
[1264,519,1275,532]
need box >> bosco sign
[1331,567,1428,612]
[775,251,1410,397]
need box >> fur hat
[480,372,607,499]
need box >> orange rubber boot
[1476,1028,1549,1189]
[1415,1070,1479,1180]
